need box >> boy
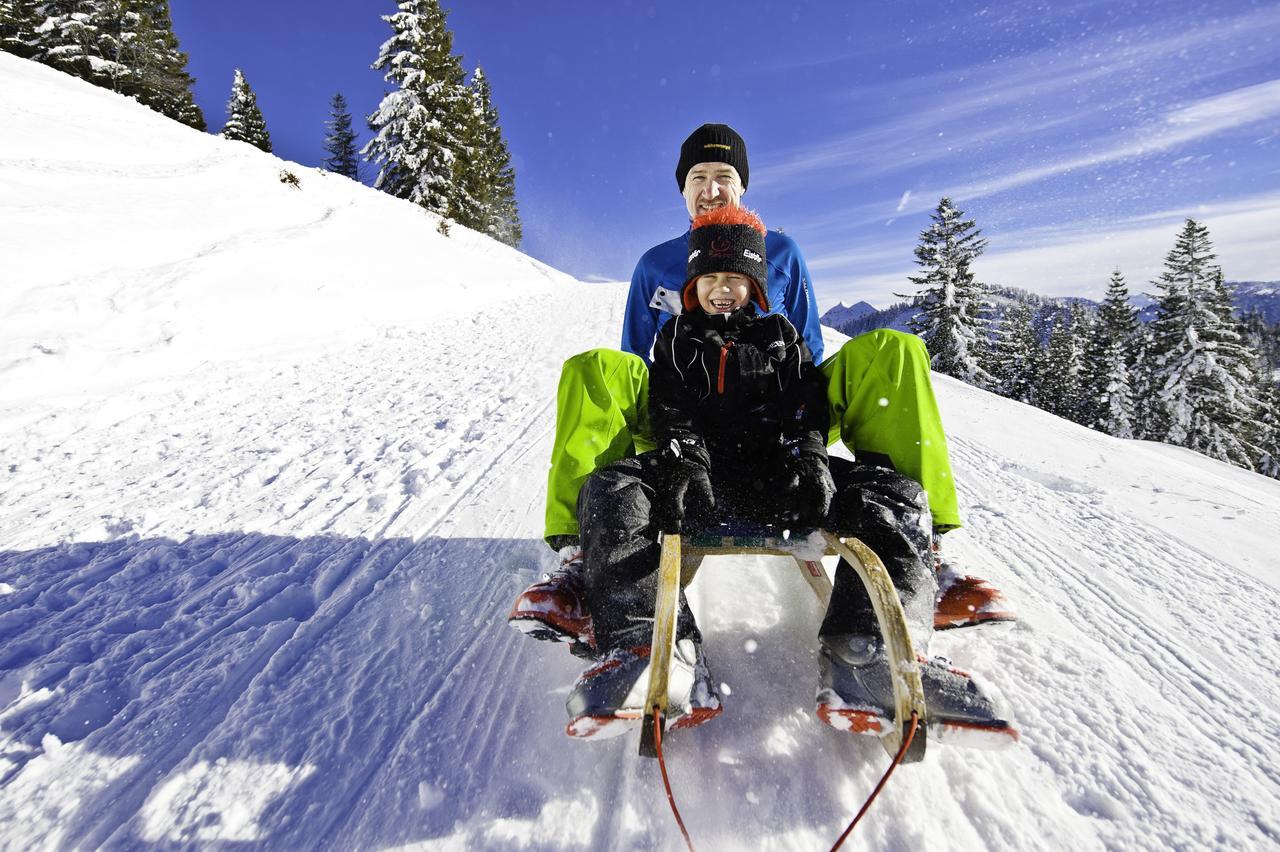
[564,208,1014,743]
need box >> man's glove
[783,452,835,528]
[653,438,716,533]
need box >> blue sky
[171,0,1280,310]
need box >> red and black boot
[932,534,1016,630]
[507,546,596,653]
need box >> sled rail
[639,530,927,762]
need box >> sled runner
[638,529,928,763]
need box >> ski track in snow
[3,52,1280,852]
[0,287,628,850]
[944,434,1280,849]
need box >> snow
[3,52,1280,850]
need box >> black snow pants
[576,452,935,653]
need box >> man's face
[695,272,752,314]
[682,163,744,219]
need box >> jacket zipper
[717,341,734,394]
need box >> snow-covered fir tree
[33,0,117,81]
[322,92,360,179]
[35,0,139,94]
[1147,220,1261,469]
[0,0,41,58]
[1128,323,1159,439]
[11,0,203,129]
[126,1,205,130]
[1247,357,1280,478]
[461,66,521,246]
[1082,270,1138,437]
[220,68,271,152]
[987,302,1040,404]
[1241,309,1280,375]
[363,0,476,223]
[907,197,994,387]
[1038,304,1090,423]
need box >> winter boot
[507,546,595,651]
[933,535,1016,630]
[565,637,722,739]
[816,633,1018,747]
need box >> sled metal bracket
[639,531,927,762]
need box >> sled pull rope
[828,711,920,852]
[653,710,696,852]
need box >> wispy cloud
[895,190,912,213]
[754,5,1280,190]
[910,78,1280,208]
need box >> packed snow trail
[3,53,1280,850]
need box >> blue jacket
[621,229,824,365]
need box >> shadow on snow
[0,532,880,849]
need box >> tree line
[906,198,1279,479]
[1,0,522,247]
[1,0,204,129]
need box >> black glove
[652,439,716,533]
[783,452,835,528]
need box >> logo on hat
[703,143,732,151]
[743,249,762,262]
[688,249,701,262]
[710,238,731,257]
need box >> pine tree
[1129,323,1159,440]
[988,302,1040,404]
[322,92,360,179]
[127,1,205,130]
[92,0,141,92]
[1082,270,1139,437]
[459,66,521,246]
[1038,305,1090,423]
[0,0,41,58]
[363,0,475,222]
[1248,362,1280,479]
[34,1,111,80]
[220,68,271,152]
[907,198,994,387]
[1147,220,1261,468]
[1241,309,1280,374]
[35,0,136,90]
[19,0,204,130]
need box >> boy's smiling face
[696,272,752,314]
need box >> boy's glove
[777,449,835,528]
[653,438,716,533]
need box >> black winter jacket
[650,304,829,472]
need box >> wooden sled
[638,530,928,763]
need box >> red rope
[828,712,920,852]
[653,710,696,852]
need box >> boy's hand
[653,439,716,533]
[786,453,835,528]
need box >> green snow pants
[543,329,961,546]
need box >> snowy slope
[2,54,1280,851]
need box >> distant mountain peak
[820,300,879,325]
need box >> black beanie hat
[683,206,769,313]
[675,123,749,191]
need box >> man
[620,124,824,366]
[509,123,1011,654]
